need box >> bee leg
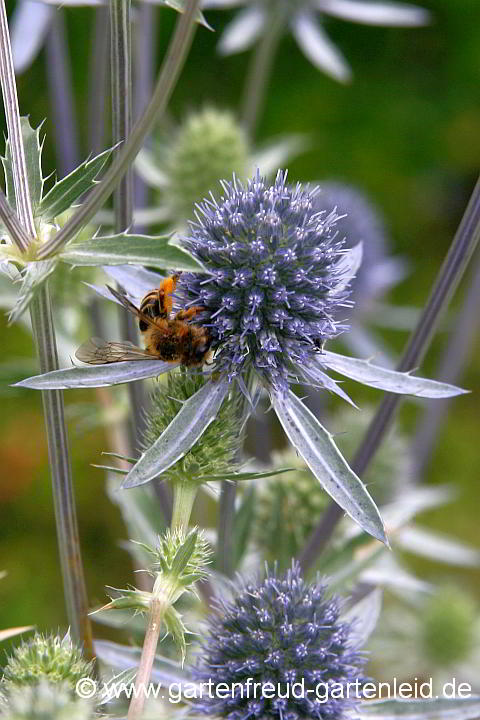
[175,305,205,322]
[158,273,182,317]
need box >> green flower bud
[1,633,94,695]
[254,449,329,570]
[161,107,249,223]
[421,586,476,667]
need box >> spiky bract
[143,371,244,483]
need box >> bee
[76,273,211,367]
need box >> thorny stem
[110,0,148,450]
[45,13,79,176]
[30,287,94,657]
[298,175,480,571]
[412,247,480,477]
[0,0,93,652]
[127,478,195,719]
[38,0,202,259]
[0,0,33,249]
[127,597,167,720]
[217,481,237,576]
[241,4,286,137]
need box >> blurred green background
[1,0,479,657]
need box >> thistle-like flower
[19,170,466,544]
[1,632,94,695]
[159,108,250,225]
[194,563,366,720]
[180,170,353,393]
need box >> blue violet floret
[194,563,366,720]
[180,170,355,393]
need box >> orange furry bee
[76,274,211,367]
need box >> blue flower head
[180,170,354,393]
[194,563,366,720]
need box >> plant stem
[411,247,480,477]
[0,0,93,652]
[30,287,94,656]
[38,0,202,259]
[298,175,480,571]
[217,480,236,576]
[133,4,157,230]
[241,5,285,137]
[0,0,33,249]
[110,0,148,450]
[171,480,197,532]
[45,12,79,176]
[127,596,166,720]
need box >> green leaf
[122,377,231,489]
[357,697,480,720]
[170,529,198,578]
[37,148,113,221]
[270,388,387,545]
[3,117,44,211]
[14,358,174,389]
[8,259,58,325]
[60,233,204,272]
[163,606,187,666]
[157,0,212,30]
[321,350,468,398]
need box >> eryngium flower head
[1,632,94,694]
[180,170,353,393]
[194,563,366,720]
[162,107,249,224]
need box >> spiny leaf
[320,350,468,398]
[270,388,387,545]
[60,233,204,272]
[122,377,230,489]
[14,358,174,389]
[8,259,58,325]
[3,117,44,211]
[37,147,113,221]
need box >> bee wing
[75,338,154,365]
[106,285,159,330]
